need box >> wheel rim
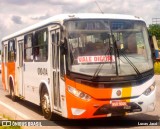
[42,94,51,114]
[11,89,14,97]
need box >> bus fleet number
[37,68,48,75]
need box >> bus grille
[93,102,142,116]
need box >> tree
[148,24,160,40]
[148,24,160,48]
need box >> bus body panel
[2,63,5,89]
[3,62,15,92]
[59,78,68,118]
[23,62,49,105]
[65,76,156,119]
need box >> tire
[9,80,17,101]
[41,87,53,120]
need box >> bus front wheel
[41,88,53,120]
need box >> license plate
[111,101,127,107]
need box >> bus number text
[37,68,48,76]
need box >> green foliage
[148,24,160,40]
[0,126,21,129]
[0,114,21,129]
[158,40,160,49]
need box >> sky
[0,0,160,44]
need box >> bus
[1,13,156,120]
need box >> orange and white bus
[1,13,156,120]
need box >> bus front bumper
[66,86,156,119]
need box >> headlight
[68,86,91,101]
[143,83,155,96]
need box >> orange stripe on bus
[65,77,113,99]
[65,77,113,119]
[1,63,5,89]
[1,62,15,90]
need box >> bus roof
[2,13,144,41]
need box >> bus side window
[24,34,33,61]
[1,43,4,62]
[34,28,48,62]
[8,39,16,62]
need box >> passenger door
[17,40,24,97]
[51,28,61,111]
[4,45,8,90]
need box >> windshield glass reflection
[65,20,153,76]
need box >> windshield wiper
[112,36,142,78]
[91,41,113,80]
[118,49,142,78]
[111,34,142,78]
[91,34,142,81]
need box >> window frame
[34,28,48,62]
[24,33,34,62]
[8,39,16,62]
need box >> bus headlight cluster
[143,83,155,96]
[68,86,91,101]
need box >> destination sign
[77,55,115,63]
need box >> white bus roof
[2,13,145,41]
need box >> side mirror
[60,38,68,55]
[148,35,155,59]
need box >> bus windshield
[65,20,153,76]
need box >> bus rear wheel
[41,88,53,120]
[9,80,16,101]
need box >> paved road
[0,75,160,129]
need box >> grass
[0,127,21,129]
[154,61,160,74]
[0,114,21,129]
[2,114,12,120]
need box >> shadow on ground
[5,95,159,128]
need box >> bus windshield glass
[65,20,153,76]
